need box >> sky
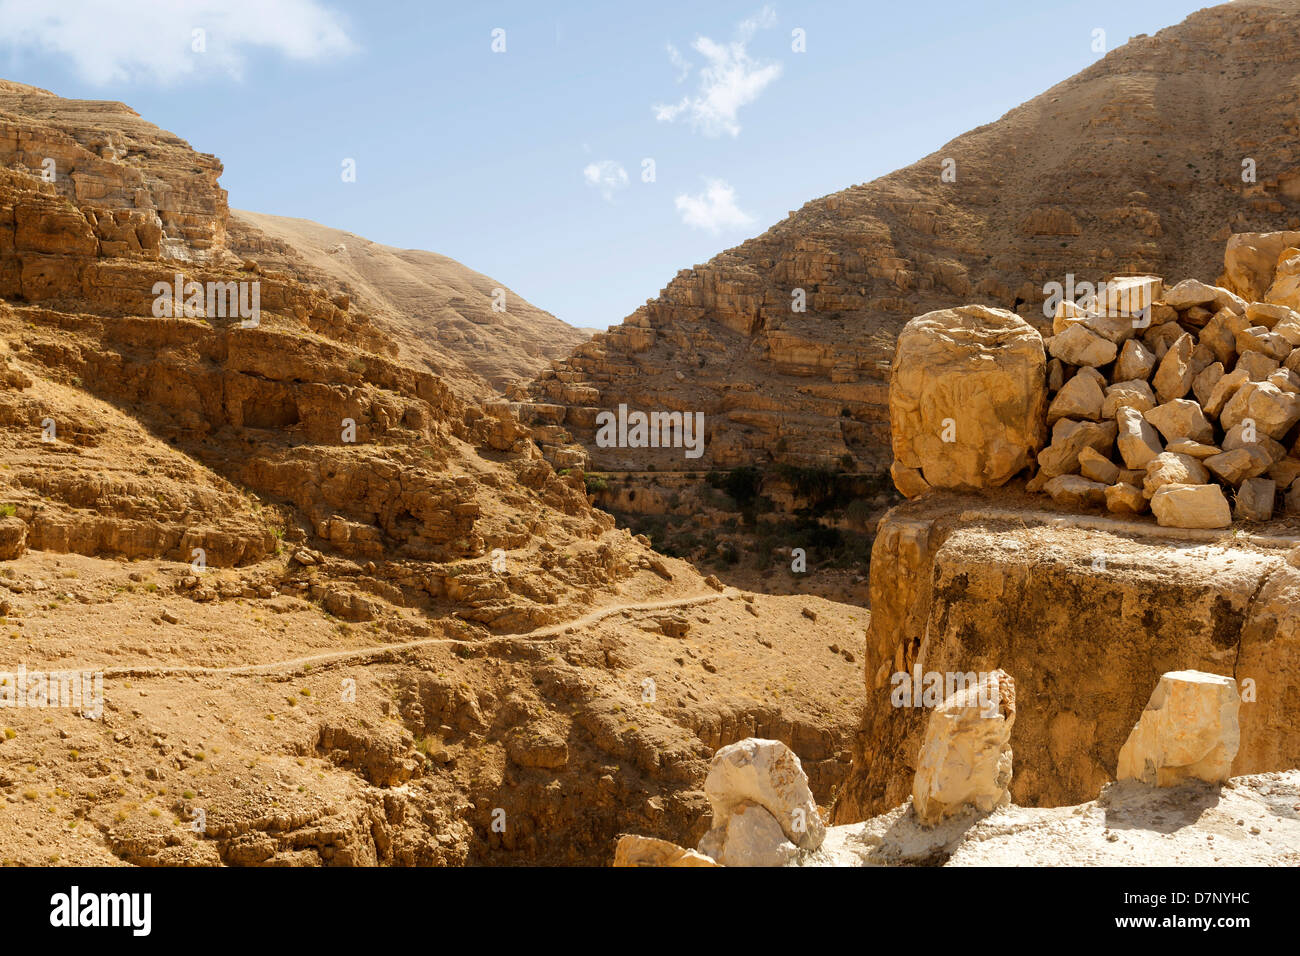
[0,0,1213,331]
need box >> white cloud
[665,42,691,83]
[583,160,629,201]
[674,179,755,233]
[653,6,781,137]
[0,0,355,85]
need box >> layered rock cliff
[0,80,864,866]
[514,0,1300,475]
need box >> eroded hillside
[0,80,864,865]
[514,0,1300,479]
[229,210,591,399]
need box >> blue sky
[0,0,1210,331]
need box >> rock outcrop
[912,670,1016,825]
[1116,670,1241,786]
[697,737,825,864]
[0,80,868,867]
[229,211,591,399]
[811,771,1300,866]
[833,497,1300,823]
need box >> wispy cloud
[583,160,629,201]
[665,42,691,83]
[0,0,355,85]
[674,179,755,233]
[654,6,781,137]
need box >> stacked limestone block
[1030,255,1300,528]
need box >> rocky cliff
[0,80,865,866]
[514,0,1300,476]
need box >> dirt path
[101,588,738,680]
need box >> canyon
[3,0,1300,870]
[507,0,1300,597]
[0,78,862,865]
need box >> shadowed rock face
[514,0,1300,475]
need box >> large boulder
[890,306,1047,491]
[1149,483,1232,529]
[1266,247,1300,311]
[1220,381,1300,439]
[912,670,1017,826]
[1144,399,1215,444]
[701,738,824,853]
[1116,671,1240,787]
[1164,278,1246,315]
[1049,323,1117,366]
[1115,338,1157,382]
[1142,452,1209,498]
[1235,477,1276,521]
[1222,230,1300,301]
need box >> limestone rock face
[702,737,825,853]
[912,670,1016,826]
[1150,483,1232,529]
[835,505,1300,825]
[514,1,1300,488]
[1116,671,1241,787]
[612,835,721,867]
[890,306,1046,491]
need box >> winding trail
[100,587,738,680]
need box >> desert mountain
[0,79,863,865]
[230,210,591,398]
[515,0,1300,476]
